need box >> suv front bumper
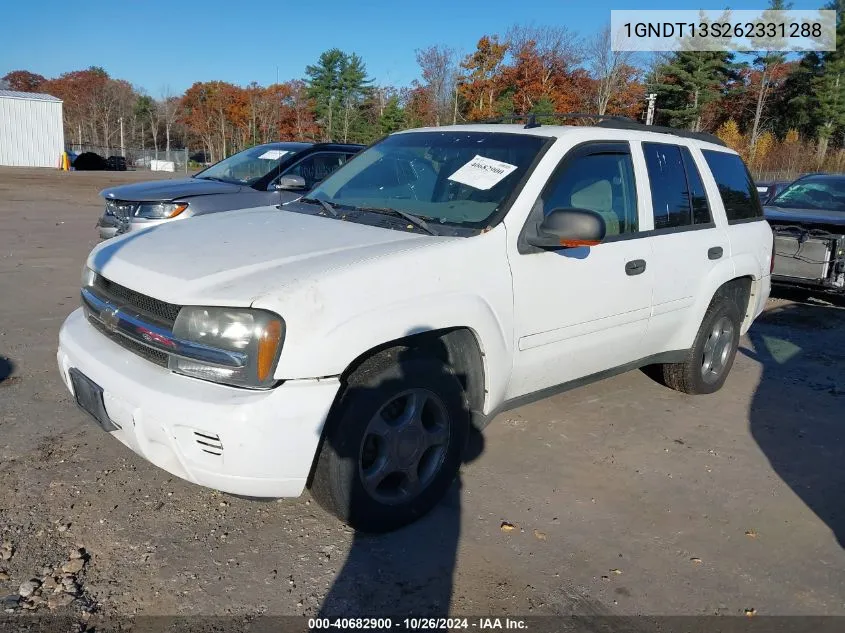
[57,308,340,497]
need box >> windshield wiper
[196,175,229,183]
[300,197,339,217]
[355,206,436,235]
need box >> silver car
[97,142,363,238]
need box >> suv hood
[87,206,434,306]
[100,177,245,202]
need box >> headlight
[135,202,188,219]
[82,265,96,287]
[170,307,284,389]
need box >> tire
[654,285,744,395]
[310,351,470,533]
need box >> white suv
[57,119,773,532]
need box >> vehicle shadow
[742,300,845,549]
[317,342,485,620]
[0,356,13,384]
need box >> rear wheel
[653,286,743,395]
[310,352,469,532]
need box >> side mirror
[273,175,307,191]
[525,208,606,249]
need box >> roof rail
[476,112,727,147]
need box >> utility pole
[77,123,82,151]
[119,117,125,157]
[645,93,657,126]
[453,80,461,125]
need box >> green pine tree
[652,50,735,131]
[305,50,371,142]
[813,0,845,161]
[379,95,405,135]
[772,51,823,139]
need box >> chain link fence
[66,144,190,173]
[751,169,809,183]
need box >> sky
[1,0,827,96]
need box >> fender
[661,257,739,352]
[256,228,516,414]
[274,292,512,414]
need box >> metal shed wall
[0,92,65,168]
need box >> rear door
[637,141,728,351]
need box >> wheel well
[340,327,487,429]
[721,276,753,325]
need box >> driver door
[506,141,653,399]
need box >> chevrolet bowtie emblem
[100,307,120,332]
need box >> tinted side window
[543,148,638,237]
[284,153,349,188]
[643,143,693,229]
[680,147,711,224]
[702,150,763,222]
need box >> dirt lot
[0,166,843,624]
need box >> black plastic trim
[483,350,689,421]
[728,216,767,225]
[484,136,557,230]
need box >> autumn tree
[459,36,508,120]
[160,87,180,155]
[2,70,46,92]
[716,119,746,156]
[746,0,792,159]
[587,25,641,116]
[415,45,459,126]
[502,24,587,114]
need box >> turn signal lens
[560,239,601,248]
[169,203,189,218]
[257,319,283,382]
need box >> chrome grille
[87,315,169,368]
[93,276,181,325]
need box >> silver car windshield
[196,146,297,185]
[307,131,547,227]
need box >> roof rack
[478,112,726,147]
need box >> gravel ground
[0,167,843,626]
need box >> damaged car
[765,174,845,297]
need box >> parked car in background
[96,142,364,238]
[60,118,772,531]
[755,179,792,204]
[765,174,845,297]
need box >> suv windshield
[196,145,302,186]
[770,176,845,212]
[307,131,548,227]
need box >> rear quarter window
[701,150,763,223]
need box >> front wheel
[310,352,469,532]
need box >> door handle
[625,259,647,276]
[708,246,723,260]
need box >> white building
[0,90,64,168]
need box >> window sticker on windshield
[258,150,287,160]
[447,155,518,190]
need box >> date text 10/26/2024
[308,618,528,630]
